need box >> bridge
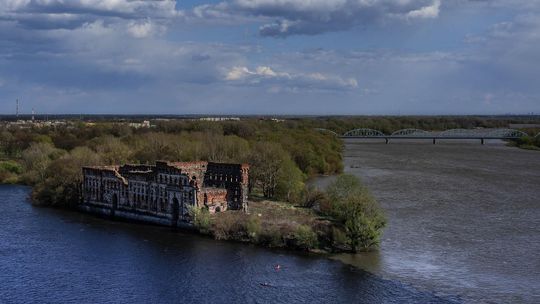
[315,128,537,144]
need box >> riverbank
[73,196,337,253]
[510,135,540,150]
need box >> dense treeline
[0,119,343,206]
[301,116,540,135]
[303,116,540,149]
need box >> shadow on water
[0,185,461,304]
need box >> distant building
[128,120,152,128]
[81,161,249,227]
[3,120,68,129]
[199,117,240,122]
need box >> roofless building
[81,161,249,227]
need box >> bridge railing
[315,127,533,139]
[342,128,386,137]
[486,129,529,138]
[391,129,431,137]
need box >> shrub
[512,135,540,150]
[296,185,327,209]
[331,227,349,249]
[294,225,318,250]
[188,206,211,234]
[258,227,284,247]
[246,215,261,241]
[318,197,334,215]
[0,160,22,175]
[0,160,22,183]
[212,212,246,240]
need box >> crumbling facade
[81,161,249,227]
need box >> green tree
[91,136,132,164]
[21,142,64,183]
[326,174,362,202]
[248,141,289,198]
[203,134,249,162]
[324,174,386,252]
[294,225,318,250]
[32,147,102,207]
[275,157,305,203]
[131,132,175,163]
[341,189,386,252]
[0,131,16,157]
[324,174,362,217]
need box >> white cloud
[188,0,445,37]
[0,0,179,30]
[9,0,179,16]
[225,65,358,90]
[225,66,285,80]
[225,66,251,80]
[127,19,164,38]
[407,0,441,19]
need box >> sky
[0,0,539,115]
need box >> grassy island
[191,174,386,253]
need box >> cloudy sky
[0,0,539,115]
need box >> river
[326,139,540,304]
[0,185,455,303]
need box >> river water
[0,185,456,303]
[326,140,540,304]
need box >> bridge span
[315,128,535,144]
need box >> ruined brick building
[81,161,249,227]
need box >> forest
[300,115,540,135]
[0,119,343,204]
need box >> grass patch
[200,200,334,252]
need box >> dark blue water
[0,185,458,304]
